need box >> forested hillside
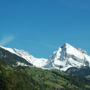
[0,61,90,90]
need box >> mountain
[0,43,90,73]
[46,43,90,71]
[0,46,48,67]
[0,44,90,90]
[0,46,32,66]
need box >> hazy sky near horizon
[0,0,90,58]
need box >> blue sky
[0,0,90,58]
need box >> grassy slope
[0,62,90,90]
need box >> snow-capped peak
[61,43,73,48]
[48,43,90,71]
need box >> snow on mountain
[0,46,48,68]
[0,43,90,71]
[48,43,90,71]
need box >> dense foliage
[66,66,90,77]
[0,61,90,90]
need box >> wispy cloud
[0,36,15,46]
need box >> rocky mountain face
[0,47,32,66]
[48,43,90,71]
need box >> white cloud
[0,36,15,46]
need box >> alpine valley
[0,43,90,90]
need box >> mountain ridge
[0,43,90,72]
